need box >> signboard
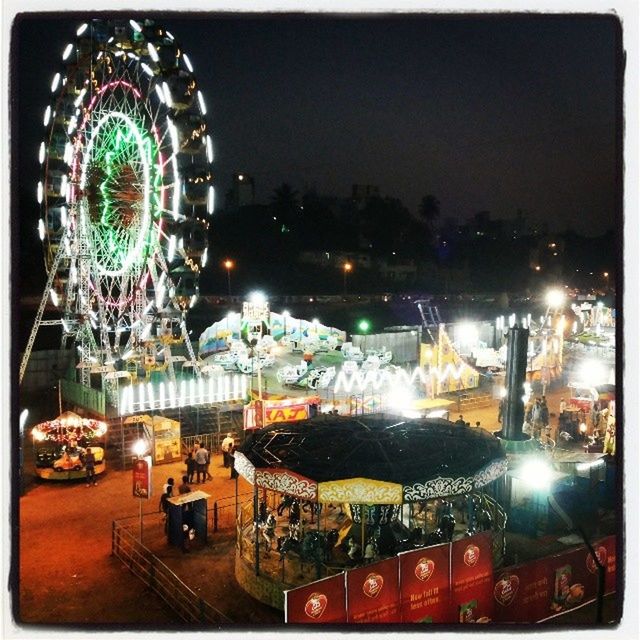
[399,543,452,622]
[346,557,401,623]
[132,457,151,499]
[152,416,181,464]
[285,573,347,623]
[265,402,309,424]
[450,532,494,623]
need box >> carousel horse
[277,495,296,516]
[324,528,339,561]
[476,504,494,531]
[302,500,321,523]
[438,502,456,542]
[289,499,301,526]
[258,512,277,555]
[277,522,301,559]
[426,527,445,546]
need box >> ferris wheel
[21,18,214,388]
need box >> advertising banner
[399,543,452,623]
[493,557,551,623]
[132,457,151,499]
[450,531,494,623]
[494,535,616,623]
[346,557,401,623]
[285,573,347,624]
[595,535,617,594]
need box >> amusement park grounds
[15,385,619,629]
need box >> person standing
[84,447,96,487]
[185,452,196,484]
[204,447,213,481]
[229,444,239,480]
[559,397,567,416]
[454,415,466,428]
[221,433,235,468]
[194,445,208,483]
[540,397,550,436]
[178,475,191,495]
[163,477,175,497]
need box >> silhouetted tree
[270,183,299,230]
[419,194,441,232]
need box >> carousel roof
[235,413,507,504]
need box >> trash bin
[167,490,210,548]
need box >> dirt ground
[15,386,588,630]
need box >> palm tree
[419,194,441,232]
[271,183,299,229]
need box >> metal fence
[111,516,231,623]
[210,491,253,532]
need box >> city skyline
[14,12,621,249]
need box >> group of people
[184,441,213,484]
[524,396,550,439]
[453,415,481,429]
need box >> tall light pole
[223,259,234,296]
[343,262,352,295]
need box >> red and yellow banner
[285,573,346,623]
[399,543,451,622]
[346,557,401,623]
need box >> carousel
[233,413,508,608]
[31,411,108,480]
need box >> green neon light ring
[79,110,155,277]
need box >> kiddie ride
[276,361,336,390]
[209,338,276,374]
[31,411,107,481]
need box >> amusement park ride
[21,18,213,402]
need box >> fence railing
[210,492,253,532]
[112,516,231,623]
[182,432,220,454]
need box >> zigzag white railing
[333,363,469,394]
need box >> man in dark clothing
[185,452,196,483]
[84,447,96,486]
[454,415,466,427]
[178,475,191,495]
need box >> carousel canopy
[234,414,507,504]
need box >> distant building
[298,250,372,269]
[227,173,255,209]
[351,184,380,209]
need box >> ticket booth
[167,490,210,548]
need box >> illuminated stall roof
[235,414,507,504]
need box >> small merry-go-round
[232,413,508,608]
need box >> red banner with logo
[399,543,452,622]
[132,457,151,499]
[493,535,617,623]
[450,532,494,623]
[493,557,551,622]
[265,402,309,425]
[596,535,616,594]
[285,573,346,623]
[346,557,401,623]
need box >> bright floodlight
[388,385,413,413]
[132,439,147,457]
[358,319,370,333]
[19,409,29,433]
[249,291,266,305]
[282,310,290,317]
[578,359,607,387]
[458,322,478,346]
[519,458,553,490]
[546,289,565,308]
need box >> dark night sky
[13,12,620,272]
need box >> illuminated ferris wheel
[21,18,214,388]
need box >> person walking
[185,452,196,484]
[84,447,97,487]
[194,445,208,483]
[204,447,213,481]
[221,433,235,468]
